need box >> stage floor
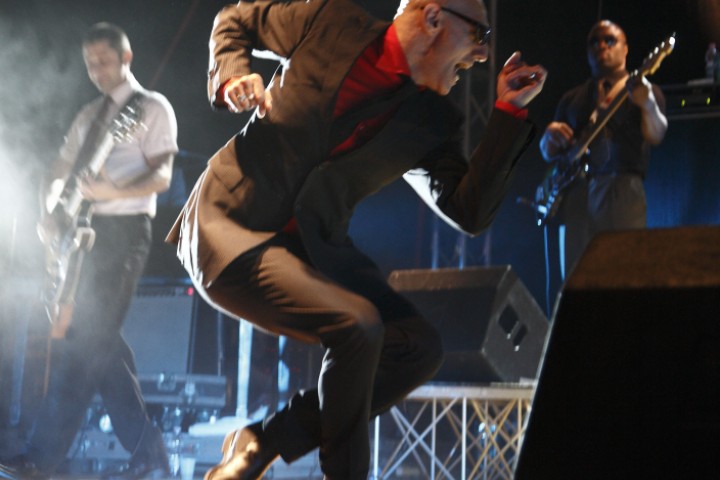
[25,382,535,480]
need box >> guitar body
[534,156,589,225]
[42,201,95,336]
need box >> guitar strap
[589,75,628,124]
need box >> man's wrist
[495,100,528,120]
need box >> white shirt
[58,73,178,217]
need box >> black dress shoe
[204,422,280,480]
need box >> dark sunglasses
[588,35,619,49]
[440,6,492,45]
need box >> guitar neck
[570,88,630,163]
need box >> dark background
[1,0,719,316]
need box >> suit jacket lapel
[294,91,462,282]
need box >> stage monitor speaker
[515,226,720,479]
[122,283,195,375]
[388,266,548,383]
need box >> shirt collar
[107,72,141,106]
[376,24,411,77]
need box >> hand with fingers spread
[223,73,273,118]
[497,51,547,108]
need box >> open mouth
[453,66,463,83]
[454,63,471,79]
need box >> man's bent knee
[322,301,384,352]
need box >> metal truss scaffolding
[371,383,534,480]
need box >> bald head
[396,0,483,17]
[587,20,626,46]
[393,0,490,94]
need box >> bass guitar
[519,34,675,227]
[40,96,144,336]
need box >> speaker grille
[388,266,548,383]
[122,284,195,375]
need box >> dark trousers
[559,173,646,279]
[27,214,155,472]
[201,233,443,479]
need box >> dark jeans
[201,233,443,479]
[27,214,155,472]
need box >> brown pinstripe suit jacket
[167,0,536,289]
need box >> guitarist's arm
[628,76,667,146]
[78,152,174,201]
[38,110,88,222]
[37,151,78,245]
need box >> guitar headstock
[110,97,146,143]
[631,34,676,80]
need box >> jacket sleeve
[404,108,535,236]
[207,0,329,105]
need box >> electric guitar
[519,34,675,227]
[41,96,144,335]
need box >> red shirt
[329,24,411,156]
[285,25,409,233]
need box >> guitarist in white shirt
[538,20,667,279]
[2,23,178,480]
